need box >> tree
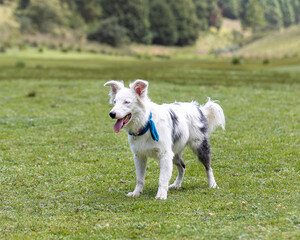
[243,0,265,31]
[73,0,102,23]
[193,0,209,31]
[193,0,223,30]
[87,17,128,46]
[239,0,249,20]
[291,0,300,23]
[61,0,102,24]
[264,0,283,29]
[18,0,30,9]
[220,0,239,19]
[279,0,295,27]
[149,0,178,45]
[207,0,222,29]
[101,0,152,44]
[22,0,67,33]
[167,0,199,46]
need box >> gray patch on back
[194,103,209,136]
[168,109,182,144]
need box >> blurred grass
[237,25,300,57]
[1,50,300,85]
[0,51,299,239]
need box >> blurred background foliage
[0,0,299,56]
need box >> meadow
[0,50,299,239]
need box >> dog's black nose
[109,112,116,119]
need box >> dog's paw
[155,188,168,200]
[169,183,181,189]
[126,191,141,197]
[209,182,219,189]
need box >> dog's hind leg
[169,153,185,189]
[191,138,218,189]
[156,151,174,200]
[126,155,147,197]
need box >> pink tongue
[114,119,124,133]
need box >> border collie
[104,80,225,200]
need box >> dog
[104,79,225,200]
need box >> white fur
[104,80,225,200]
[201,98,225,133]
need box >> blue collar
[128,112,159,141]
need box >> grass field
[237,25,300,57]
[0,51,299,239]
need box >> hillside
[237,25,300,57]
[1,2,300,58]
[195,18,243,54]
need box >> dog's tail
[201,98,225,134]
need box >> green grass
[238,25,300,57]
[0,51,299,239]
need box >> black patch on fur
[196,106,209,135]
[197,138,211,170]
[180,159,186,169]
[169,109,181,144]
[174,155,186,169]
[200,126,208,136]
[197,107,206,123]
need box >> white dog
[104,79,225,200]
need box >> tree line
[10,0,300,46]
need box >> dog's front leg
[126,155,147,198]
[156,152,173,200]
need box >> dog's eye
[124,100,130,104]
[113,100,116,104]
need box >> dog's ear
[130,79,148,98]
[104,80,124,104]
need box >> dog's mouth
[113,114,132,133]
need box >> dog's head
[104,79,149,133]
